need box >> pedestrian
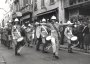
[64,21,74,53]
[82,22,90,53]
[77,22,84,49]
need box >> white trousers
[51,37,59,56]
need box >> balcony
[64,0,90,8]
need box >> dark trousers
[15,40,25,54]
[68,43,72,52]
[42,40,50,51]
[36,37,42,50]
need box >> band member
[7,24,12,49]
[47,15,60,59]
[12,18,25,56]
[64,21,73,53]
[41,18,49,53]
[35,22,42,51]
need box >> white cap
[15,18,19,22]
[51,15,56,20]
[35,22,39,24]
[9,20,12,22]
[28,24,31,26]
[42,18,46,22]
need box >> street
[0,43,90,64]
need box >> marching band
[1,15,90,60]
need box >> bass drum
[70,36,79,48]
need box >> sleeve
[12,29,15,39]
[64,27,69,39]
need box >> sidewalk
[60,43,90,53]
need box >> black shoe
[42,50,48,53]
[36,49,40,51]
[15,53,21,56]
[53,53,59,59]
[68,50,73,53]
[54,56,59,59]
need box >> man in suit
[82,22,90,53]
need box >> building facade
[20,0,33,26]
[64,0,90,22]
[11,0,33,26]
[33,0,65,23]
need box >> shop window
[34,2,37,11]
[41,0,45,8]
[69,0,77,5]
[85,0,88,1]
[78,0,83,2]
[34,0,37,11]
[50,0,55,5]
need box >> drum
[17,37,24,42]
[71,36,79,48]
[46,36,51,40]
[71,36,77,41]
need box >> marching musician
[12,18,25,56]
[41,18,49,53]
[35,22,42,51]
[47,15,59,59]
[64,21,73,53]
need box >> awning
[66,1,90,9]
[36,8,58,17]
[20,14,31,21]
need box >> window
[50,0,55,5]
[78,0,83,2]
[34,0,37,11]
[41,0,45,8]
[69,0,77,5]
[23,0,28,6]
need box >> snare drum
[46,36,51,41]
[17,37,24,42]
[71,36,77,41]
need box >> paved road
[0,44,90,64]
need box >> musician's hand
[83,34,85,36]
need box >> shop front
[20,12,32,26]
[35,8,58,23]
[65,0,90,22]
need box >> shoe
[15,53,21,56]
[68,50,73,53]
[36,49,40,51]
[42,50,48,53]
[30,45,33,48]
[53,53,59,59]
[54,56,59,59]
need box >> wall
[33,0,65,23]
